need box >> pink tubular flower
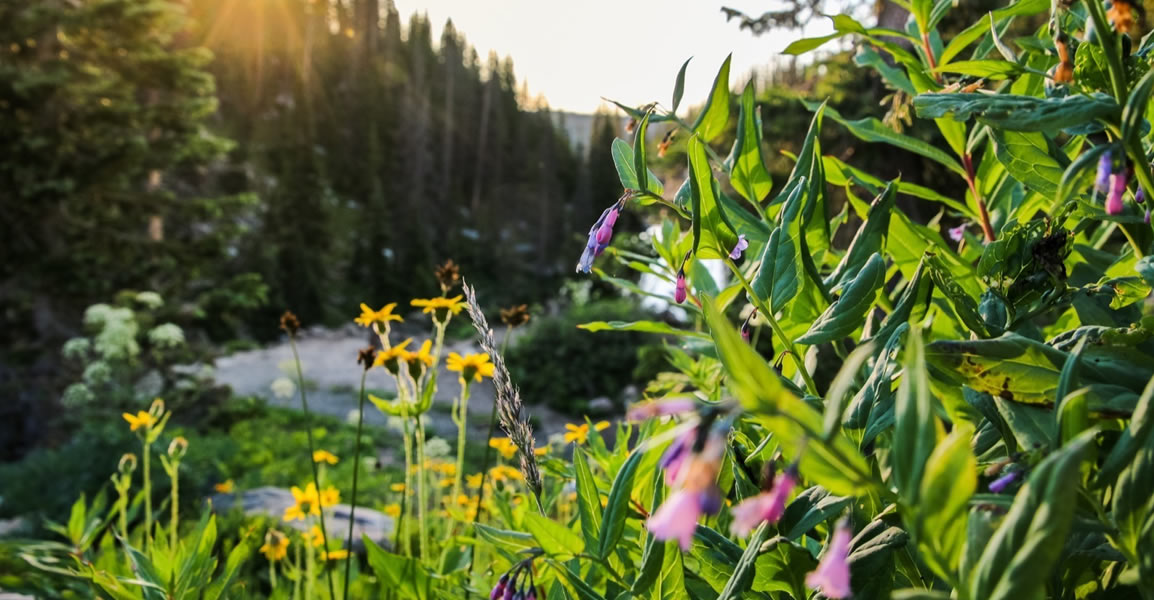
[806,521,853,599]
[646,489,703,550]
[1107,171,1127,215]
[729,467,798,537]
[659,433,691,486]
[674,270,687,304]
[728,234,749,260]
[626,397,696,421]
[948,224,966,242]
[596,206,619,245]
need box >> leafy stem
[1082,0,1128,102]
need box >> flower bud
[595,207,619,245]
[1096,151,1113,193]
[148,397,166,419]
[168,436,189,459]
[674,271,687,304]
[1107,171,1127,215]
[118,453,138,475]
[728,234,748,260]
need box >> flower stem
[288,333,337,600]
[142,440,152,550]
[343,368,369,600]
[451,381,471,505]
[722,257,819,395]
[414,413,430,561]
[170,461,179,550]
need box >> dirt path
[212,325,576,443]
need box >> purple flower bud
[1146,208,1151,224]
[596,207,619,245]
[674,271,687,304]
[1107,171,1127,215]
[728,234,749,260]
[1137,186,1146,204]
[948,224,966,242]
[1096,151,1113,193]
[740,320,751,342]
[525,589,537,600]
[490,573,510,600]
[503,583,515,600]
[989,470,1020,493]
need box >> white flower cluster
[148,323,185,349]
[135,291,164,309]
[424,437,451,458]
[62,337,91,362]
[82,361,112,385]
[270,377,296,399]
[93,307,140,361]
[61,383,95,408]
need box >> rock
[211,486,394,551]
[587,396,614,415]
[0,517,27,537]
[621,385,640,405]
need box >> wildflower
[647,423,725,550]
[489,464,522,482]
[490,573,511,600]
[320,486,340,507]
[411,296,466,322]
[447,352,495,382]
[1096,151,1113,193]
[148,323,185,349]
[1137,186,1146,204]
[728,234,748,260]
[404,339,435,377]
[490,437,518,460]
[307,525,326,547]
[321,549,349,561]
[806,521,853,599]
[948,224,966,242]
[260,529,290,562]
[214,479,235,494]
[534,446,548,457]
[467,473,484,488]
[658,129,676,158]
[280,311,301,336]
[285,483,322,521]
[740,308,759,343]
[989,470,1020,493]
[355,303,403,328]
[168,436,189,459]
[674,269,688,304]
[313,449,339,465]
[576,195,628,273]
[658,432,692,486]
[626,397,696,421]
[1107,0,1136,34]
[1146,208,1151,224]
[384,503,401,517]
[270,377,296,399]
[729,465,798,537]
[122,410,155,432]
[499,304,531,328]
[563,421,610,445]
[1107,170,1128,215]
[373,338,412,374]
[390,482,405,493]
[435,259,461,293]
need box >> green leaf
[550,560,608,600]
[672,57,690,113]
[612,138,663,195]
[203,524,256,600]
[1123,68,1154,146]
[966,433,1094,600]
[1056,144,1111,209]
[474,523,537,553]
[935,59,1024,79]
[869,257,932,345]
[364,538,432,600]
[778,486,852,541]
[751,183,807,313]
[825,181,896,291]
[1096,376,1154,487]
[716,522,771,600]
[797,253,887,345]
[692,55,732,142]
[991,130,1065,195]
[597,449,644,559]
[916,424,977,580]
[577,320,708,340]
[725,82,773,204]
[573,447,603,550]
[688,136,738,258]
[802,100,965,176]
[634,110,653,195]
[524,512,584,557]
[855,45,917,96]
[893,327,938,505]
[913,93,1119,133]
[939,0,1048,64]
[783,32,843,55]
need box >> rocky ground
[212,323,580,444]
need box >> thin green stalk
[1082,0,1128,101]
[451,381,471,504]
[170,463,179,550]
[117,489,128,536]
[722,256,819,395]
[343,368,369,600]
[396,398,414,556]
[142,441,152,550]
[414,413,430,561]
[270,559,278,591]
[288,334,337,600]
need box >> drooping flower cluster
[576,193,629,273]
[729,464,798,536]
[490,555,541,600]
[806,520,853,599]
[646,412,726,550]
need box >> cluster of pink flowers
[1096,149,1149,221]
[628,399,854,599]
[576,196,627,273]
[489,558,538,600]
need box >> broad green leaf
[611,138,663,195]
[1111,419,1154,559]
[824,154,972,216]
[577,320,709,340]
[825,181,896,290]
[671,57,690,113]
[778,486,852,541]
[939,0,1048,64]
[935,59,1023,79]
[893,327,938,504]
[1123,69,1154,146]
[797,253,887,345]
[203,524,256,600]
[634,110,652,195]
[751,184,806,313]
[783,32,843,55]
[855,45,916,96]
[1096,376,1154,487]
[966,433,1094,600]
[688,136,739,258]
[597,449,644,559]
[917,424,977,580]
[801,100,965,176]
[869,258,932,345]
[474,523,537,553]
[691,55,731,142]
[752,541,816,598]
[716,522,771,600]
[991,130,1065,195]
[550,560,608,600]
[725,82,773,204]
[1056,144,1111,209]
[573,447,603,550]
[913,93,1119,133]
[524,512,584,557]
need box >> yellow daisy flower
[259,530,290,562]
[446,352,495,382]
[466,473,484,489]
[321,549,349,561]
[563,421,610,445]
[122,410,155,432]
[384,503,401,517]
[404,339,435,369]
[411,296,466,319]
[313,450,339,464]
[355,303,403,328]
[284,483,321,521]
[306,525,325,547]
[489,437,517,460]
[213,479,235,494]
[320,486,340,508]
[390,483,405,493]
[373,338,412,373]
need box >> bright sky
[393,1,836,114]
